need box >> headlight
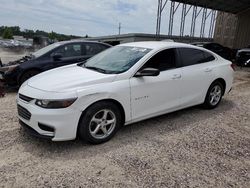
[35,98,77,109]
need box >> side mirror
[135,68,160,77]
[52,53,62,61]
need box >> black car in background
[0,40,111,86]
[236,45,250,67]
[192,42,233,60]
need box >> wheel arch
[18,68,42,84]
[77,98,126,136]
[211,78,226,95]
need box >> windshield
[83,46,151,74]
[32,43,62,58]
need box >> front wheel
[78,101,122,144]
[203,81,224,109]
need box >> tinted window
[53,44,81,57]
[84,43,107,55]
[179,48,214,67]
[143,49,176,71]
[203,51,215,62]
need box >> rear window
[84,43,109,56]
[178,48,215,67]
[203,51,216,62]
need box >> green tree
[48,31,57,40]
[2,28,13,39]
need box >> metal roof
[172,0,250,14]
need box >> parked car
[236,45,250,67]
[17,41,234,144]
[0,40,111,86]
[192,42,233,60]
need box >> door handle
[204,68,212,72]
[172,74,181,79]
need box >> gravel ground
[0,48,30,64]
[0,65,250,187]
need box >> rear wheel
[19,70,40,86]
[78,101,122,144]
[203,81,224,109]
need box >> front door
[130,48,182,121]
[52,43,85,68]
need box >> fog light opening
[38,123,54,132]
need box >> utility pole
[118,22,121,35]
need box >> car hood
[27,65,117,92]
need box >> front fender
[75,80,131,122]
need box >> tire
[19,70,40,86]
[203,81,224,109]
[78,101,122,144]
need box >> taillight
[231,63,236,71]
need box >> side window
[52,44,81,57]
[84,43,104,56]
[99,44,110,51]
[203,51,215,62]
[142,49,176,71]
[178,48,213,66]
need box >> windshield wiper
[84,66,107,73]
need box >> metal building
[87,33,212,45]
[157,0,250,48]
[214,9,250,48]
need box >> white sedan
[17,42,234,144]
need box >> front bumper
[19,120,54,140]
[17,95,82,141]
[3,71,18,86]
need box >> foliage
[2,28,13,39]
[0,26,82,41]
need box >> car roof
[55,40,111,46]
[119,41,206,51]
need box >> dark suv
[236,45,250,67]
[0,40,111,86]
[192,42,233,60]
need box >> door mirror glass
[135,68,160,77]
[52,53,62,61]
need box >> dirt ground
[0,61,250,187]
[0,48,30,64]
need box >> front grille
[17,105,31,120]
[19,94,34,102]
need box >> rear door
[130,48,182,120]
[177,48,216,107]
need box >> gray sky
[0,0,212,37]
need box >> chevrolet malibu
[17,42,234,144]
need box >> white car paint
[17,42,234,141]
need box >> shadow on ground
[18,98,235,160]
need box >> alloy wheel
[209,85,222,106]
[89,109,116,140]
